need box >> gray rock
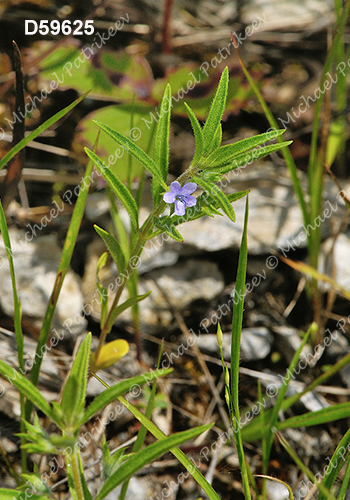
[325,330,349,359]
[82,249,225,327]
[242,0,334,31]
[320,232,350,292]
[165,163,340,255]
[104,476,165,500]
[121,259,225,327]
[194,327,273,361]
[0,230,87,338]
[266,479,290,500]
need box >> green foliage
[96,423,214,500]
[0,64,306,500]
[202,67,228,154]
[60,334,91,433]
[152,83,172,205]
[87,121,166,188]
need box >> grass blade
[230,196,251,500]
[93,374,221,500]
[278,432,337,500]
[277,401,350,430]
[234,45,309,230]
[0,91,89,172]
[25,133,96,421]
[152,84,171,204]
[0,360,57,423]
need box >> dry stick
[1,42,26,211]
[149,278,231,432]
[144,332,350,396]
[162,0,175,54]
[283,276,306,318]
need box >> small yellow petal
[93,339,129,371]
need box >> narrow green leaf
[81,368,173,425]
[278,433,337,500]
[204,123,222,157]
[152,84,172,205]
[27,135,96,422]
[318,427,350,500]
[337,457,350,500]
[0,490,50,500]
[65,450,91,500]
[94,225,127,274]
[202,67,228,153]
[107,291,151,329]
[277,401,350,430]
[61,333,91,431]
[227,190,250,203]
[85,149,139,231]
[205,141,293,175]
[77,450,93,500]
[235,46,308,231]
[119,343,165,500]
[264,324,314,464]
[95,423,213,500]
[193,176,235,223]
[154,83,171,181]
[0,360,57,423]
[243,350,350,443]
[20,472,52,497]
[0,201,24,369]
[203,129,286,167]
[102,436,126,480]
[0,91,89,172]
[93,121,167,188]
[116,394,221,500]
[229,197,252,500]
[184,102,203,164]
[96,253,109,325]
[0,200,27,468]
[153,216,183,242]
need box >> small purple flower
[163,181,197,216]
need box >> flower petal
[163,192,176,203]
[180,182,197,195]
[174,199,186,216]
[92,339,129,372]
[170,181,182,195]
[184,195,197,207]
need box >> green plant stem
[95,200,167,360]
[95,158,213,359]
[230,198,251,500]
[70,449,84,500]
[25,134,96,422]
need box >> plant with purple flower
[163,181,197,216]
